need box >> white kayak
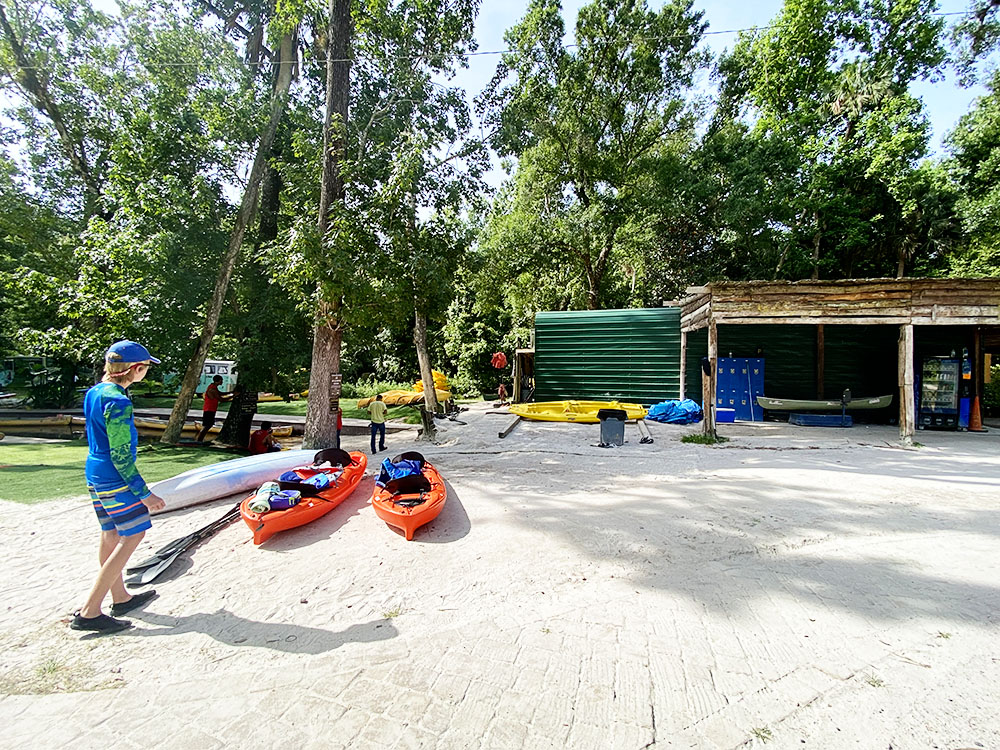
[149,449,316,513]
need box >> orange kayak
[240,448,367,545]
[370,452,447,541]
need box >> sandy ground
[0,404,998,749]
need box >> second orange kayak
[240,448,367,545]
[370,452,447,541]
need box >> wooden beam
[817,324,825,399]
[498,415,522,439]
[703,321,717,437]
[679,330,687,400]
[636,419,653,444]
[898,324,915,445]
[712,315,912,326]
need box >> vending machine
[918,357,960,430]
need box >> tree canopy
[1,0,997,401]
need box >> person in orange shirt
[196,375,232,442]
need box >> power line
[0,10,980,72]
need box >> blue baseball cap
[106,340,160,364]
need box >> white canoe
[149,449,315,513]
[756,394,893,411]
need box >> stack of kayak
[357,370,452,408]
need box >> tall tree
[161,28,298,442]
[353,0,483,438]
[716,0,947,279]
[478,0,707,310]
[943,67,1000,276]
[0,0,111,219]
[303,0,351,449]
[0,1,262,373]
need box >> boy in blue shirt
[73,341,165,634]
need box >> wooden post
[816,324,825,399]
[703,321,717,437]
[898,324,915,445]
[499,415,522,439]
[679,330,687,400]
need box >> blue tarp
[646,399,703,424]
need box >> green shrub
[445,370,480,398]
[984,364,1000,409]
[341,377,413,399]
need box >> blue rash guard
[84,381,151,500]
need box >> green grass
[0,439,245,504]
[681,433,730,445]
[749,726,773,743]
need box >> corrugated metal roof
[533,308,681,405]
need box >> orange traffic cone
[969,396,988,433]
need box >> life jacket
[374,458,423,488]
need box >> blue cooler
[716,408,736,423]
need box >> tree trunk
[160,31,297,443]
[304,0,351,448]
[414,308,438,441]
[304,304,342,448]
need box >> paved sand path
[1,406,998,748]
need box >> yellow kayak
[0,415,72,428]
[358,389,452,408]
[510,400,647,423]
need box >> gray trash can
[597,408,627,447]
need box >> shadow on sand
[101,609,398,654]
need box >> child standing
[73,340,165,634]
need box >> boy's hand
[143,493,166,512]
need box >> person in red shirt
[196,375,232,442]
[336,407,343,449]
[249,421,281,454]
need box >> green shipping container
[534,308,681,405]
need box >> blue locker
[717,358,765,421]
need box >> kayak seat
[384,473,431,496]
[313,447,354,467]
[391,451,425,468]
[276,481,320,497]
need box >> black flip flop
[69,613,132,633]
[110,589,157,616]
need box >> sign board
[329,373,343,414]
[239,391,258,415]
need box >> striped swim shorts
[88,482,152,537]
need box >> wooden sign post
[329,373,343,415]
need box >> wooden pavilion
[678,278,1000,443]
